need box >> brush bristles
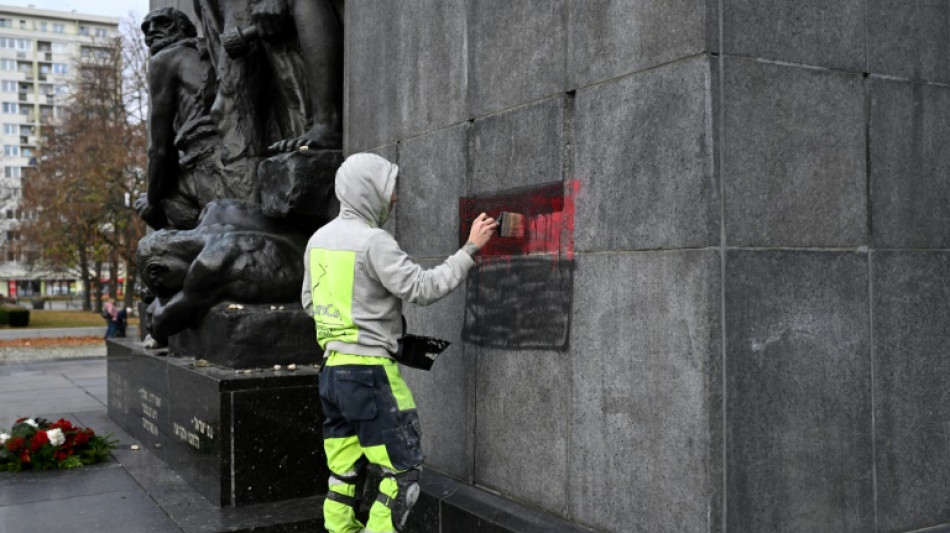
[499,212,525,238]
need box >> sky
[1,0,151,22]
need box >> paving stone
[0,490,184,533]
[0,463,138,506]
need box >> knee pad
[377,469,420,532]
[327,459,367,510]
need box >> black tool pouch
[393,315,451,371]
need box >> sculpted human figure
[135,8,255,230]
[138,200,307,345]
[193,0,343,155]
[251,0,343,151]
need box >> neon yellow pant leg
[325,482,363,533]
[365,476,399,533]
[324,435,364,533]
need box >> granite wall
[143,1,950,531]
[344,2,950,533]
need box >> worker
[301,153,496,533]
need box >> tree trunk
[124,272,135,310]
[94,259,103,312]
[79,246,91,311]
[109,250,118,300]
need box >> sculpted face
[144,255,189,298]
[141,12,177,49]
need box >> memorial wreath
[0,417,116,472]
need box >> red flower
[19,451,30,463]
[74,430,91,446]
[31,431,49,452]
[52,419,74,431]
[54,450,67,461]
[15,417,26,424]
[5,436,25,452]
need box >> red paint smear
[459,180,578,261]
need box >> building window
[79,26,89,36]
[1,81,15,93]
[4,166,20,178]
[0,19,10,28]
[51,41,67,53]
[2,103,17,114]
[52,63,67,74]
[0,59,16,71]
[21,147,31,158]
[3,124,16,134]
[95,28,108,38]
[52,23,64,34]
[4,145,19,156]
[17,39,30,51]
[40,22,47,32]
[19,20,26,30]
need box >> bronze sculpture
[137,199,306,345]
[135,5,342,345]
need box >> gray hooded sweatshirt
[301,153,479,358]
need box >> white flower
[24,419,38,428]
[46,428,66,447]
[0,432,9,444]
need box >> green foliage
[0,304,30,327]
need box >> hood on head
[335,153,398,227]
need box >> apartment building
[0,4,118,300]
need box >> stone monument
[108,2,344,508]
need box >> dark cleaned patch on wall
[459,181,577,350]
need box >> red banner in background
[8,280,15,298]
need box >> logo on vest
[315,304,341,320]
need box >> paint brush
[497,211,525,239]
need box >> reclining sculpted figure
[137,200,307,345]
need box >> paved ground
[0,333,323,533]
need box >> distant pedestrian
[103,300,118,339]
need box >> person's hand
[251,0,290,42]
[467,213,498,250]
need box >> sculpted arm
[146,55,179,208]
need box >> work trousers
[320,351,423,533]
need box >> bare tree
[20,19,148,311]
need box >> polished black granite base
[107,337,328,506]
[168,304,321,369]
